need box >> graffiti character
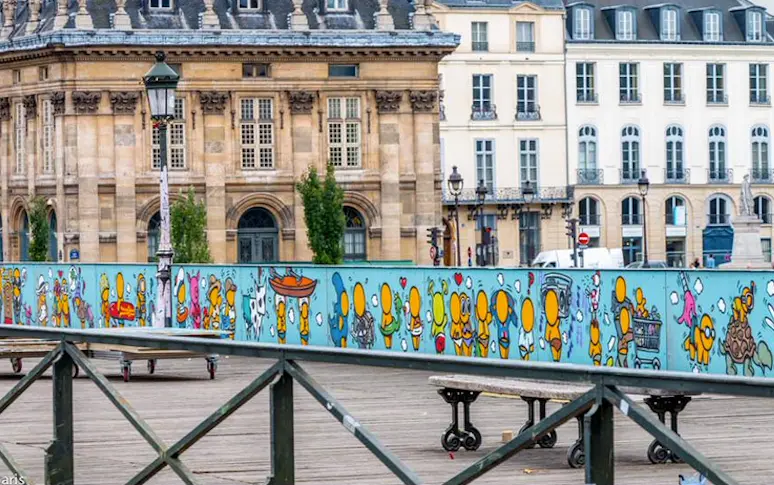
[36,276,49,327]
[408,286,423,351]
[518,298,535,361]
[588,287,602,366]
[136,274,147,327]
[351,282,375,349]
[203,275,222,331]
[429,281,449,354]
[109,273,136,327]
[243,269,267,341]
[100,274,110,328]
[635,288,650,318]
[379,283,400,349]
[719,282,773,376]
[58,277,70,328]
[544,288,562,362]
[3,270,13,324]
[175,270,189,328]
[450,291,472,356]
[275,294,287,344]
[491,289,516,359]
[692,314,715,366]
[299,297,311,345]
[12,269,23,325]
[474,290,492,357]
[71,267,94,328]
[188,271,202,329]
[329,272,349,348]
[223,278,237,339]
[612,276,634,367]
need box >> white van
[531,248,624,269]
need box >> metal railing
[441,185,573,204]
[708,168,732,184]
[470,104,497,121]
[620,168,641,184]
[665,167,690,184]
[516,41,535,52]
[577,168,603,185]
[751,168,774,183]
[0,325,769,485]
[707,93,728,105]
[515,105,541,121]
[619,92,641,104]
[664,93,685,104]
[750,93,771,105]
[576,91,598,103]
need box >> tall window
[750,64,769,104]
[42,99,54,173]
[619,63,639,102]
[519,211,540,265]
[661,8,679,41]
[616,10,635,40]
[240,98,274,170]
[475,139,494,195]
[14,103,25,174]
[752,125,770,181]
[152,98,185,170]
[327,0,347,11]
[149,0,171,8]
[704,11,721,41]
[665,196,686,225]
[747,10,763,42]
[48,212,57,262]
[472,74,493,117]
[516,75,538,119]
[622,196,641,225]
[574,7,592,39]
[706,64,726,104]
[665,125,684,181]
[663,63,683,103]
[708,125,727,182]
[516,22,535,52]
[621,125,640,182]
[576,62,595,103]
[664,196,686,267]
[708,195,730,225]
[755,196,771,224]
[147,213,160,261]
[578,197,600,226]
[343,207,367,261]
[328,97,361,168]
[471,22,488,52]
[239,0,260,9]
[578,125,598,173]
[519,139,538,186]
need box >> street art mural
[6,263,774,377]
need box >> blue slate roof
[436,0,564,10]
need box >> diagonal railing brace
[0,343,62,415]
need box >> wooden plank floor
[0,355,768,485]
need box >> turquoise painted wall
[2,264,773,377]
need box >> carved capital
[72,91,102,114]
[109,91,140,114]
[0,98,10,121]
[51,92,65,115]
[288,91,315,114]
[409,90,437,112]
[199,91,229,114]
[23,95,37,119]
[375,90,402,113]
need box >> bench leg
[518,397,537,449]
[537,399,558,449]
[438,388,481,452]
[644,395,692,464]
[567,415,585,468]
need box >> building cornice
[566,42,774,58]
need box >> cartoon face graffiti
[544,289,562,362]
[243,269,267,341]
[612,276,634,367]
[474,290,492,358]
[58,277,70,329]
[188,272,202,329]
[275,294,287,344]
[12,269,23,325]
[299,297,311,345]
[136,274,147,328]
[329,272,349,348]
[491,290,516,359]
[36,275,49,327]
[351,282,375,349]
[100,273,110,328]
[175,269,189,328]
[429,281,449,354]
[518,297,535,361]
[719,282,773,376]
[450,291,472,356]
[693,314,715,366]
[3,270,13,324]
[408,286,423,351]
[204,275,223,331]
[223,278,237,339]
[379,283,400,349]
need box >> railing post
[45,351,74,485]
[584,396,614,485]
[269,371,294,485]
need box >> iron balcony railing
[470,104,497,121]
[664,93,685,104]
[707,92,728,104]
[442,185,573,204]
[472,42,489,52]
[516,41,535,52]
[0,325,771,485]
[576,168,603,185]
[750,93,771,105]
[708,213,731,225]
[751,168,774,183]
[620,168,641,184]
[708,168,732,183]
[622,214,643,225]
[620,92,641,104]
[665,167,689,184]
[576,91,598,103]
[515,105,541,121]
[579,213,601,225]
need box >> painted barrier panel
[2,263,774,377]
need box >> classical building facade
[432,0,571,267]
[566,0,774,266]
[0,0,457,264]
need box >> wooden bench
[430,375,701,468]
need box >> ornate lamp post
[143,51,179,328]
[475,179,488,266]
[638,169,650,269]
[447,166,464,266]
[521,181,536,265]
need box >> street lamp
[143,51,179,328]
[522,180,536,205]
[475,179,488,266]
[638,169,650,269]
[447,166,464,266]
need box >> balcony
[706,93,728,105]
[579,213,601,226]
[750,93,771,106]
[515,106,541,121]
[751,168,774,183]
[516,41,535,52]
[664,93,685,105]
[708,214,730,225]
[707,168,732,183]
[441,185,573,205]
[620,168,641,184]
[664,167,690,184]
[619,92,641,104]
[472,42,489,52]
[577,91,598,104]
[622,214,642,225]
[470,104,497,121]
[577,168,603,185]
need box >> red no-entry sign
[578,232,590,246]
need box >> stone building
[0,0,458,264]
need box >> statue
[741,174,754,217]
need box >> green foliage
[171,186,212,264]
[296,163,346,265]
[28,196,49,262]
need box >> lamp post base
[155,248,174,328]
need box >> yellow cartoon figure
[475,290,492,357]
[518,298,535,361]
[589,318,602,365]
[450,292,464,356]
[275,294,287,344]
[176,273,188,328]
[299,297,311,345]
[100,274,110,328]
[204,276,222,331]
[429,281,449,354]
[694,314,715,366]
[380,283,399,349]
[544,289,562,362]
[224,278,237,339]
[614,276,634,368]
[136,274,147,327]
[35,276,49,327]
[635,288,650,318]
[58,278,71,329]
[408,287,423,351]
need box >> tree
[28,196,50,262]
[296,163,346,264]
[171,186,212,264]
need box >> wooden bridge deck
[0,356,768,485]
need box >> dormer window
[704,11,721,41]
[616,9,635,41]
[149,0,172,9]
[747,10,764,42]
[239,0,260,9]
[327,0,347,12]
[661,8,679,41]
[574,7,593,40]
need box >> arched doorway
[19,210,29,262]
[49,211,58,262]
[343,206,367,262]
[147,212,160,262]
[238,207,278,263]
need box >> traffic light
[427,227,440,247]
[565,218,577,239]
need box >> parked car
[531,248,624,269]
[625,261,668,269]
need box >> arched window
[147,212,160,262]
[49,211,58,262]
[621,196,641,225]
[19,210,29,262]
[621,125,640,182]
[661,7,679,40]
[578,197,600,226]
[708,194,731,225]
[343,207,367,261]
[752,125,770,181]
[755,195,771,224]
[665,125,684,182]
[708,125,727,182]
[238,207,278,263]
[574,6,593,39]
[665,196,686,225]
[578,125,598,183]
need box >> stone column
[0,98,10,261]
[110,91,140,262]
[72,91,102,262]
[375,90,402,260]
[23,95,37,197]
[288,91,315,262]
[410,90,439,265]
[52,92,65,261]
[200,91,229,263]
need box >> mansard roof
[434,0,564,11]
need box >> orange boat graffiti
[269,268,317,298]
[109,301,136,322]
